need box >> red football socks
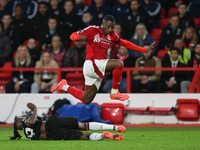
[67,86,85,103]
[112,66,124,89]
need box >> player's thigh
[105,59,123,73]
[59,117,79,130]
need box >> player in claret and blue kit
[51,15,155,104]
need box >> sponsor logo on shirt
[93,34,112,44]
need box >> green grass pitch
[0,126,200,150]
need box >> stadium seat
[176,99,200,121]
[65,72,85,91]
[101,103,125,123]
[160,8,166,19]
[167,7,178,18]
[157,49,168,60]
[0,62,12,81]
[0,84,6,93]
[150,28,162,40]
[159,18,169,29]
[194,18,200,28]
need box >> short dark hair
[170,47,180,53]
[169,13,179,19]
[83,11,92,16]
[178,2,187,8]
[38,2,49,7]
[194,42,200,48]
[103,15,115,23]
[48,15,58,22]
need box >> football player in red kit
[51,15,155,104]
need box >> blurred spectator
[2,13,20,53]
[30,2,50,40]
[122,0,146,40]
[74,0,88,16]
[49,0,62,18]
[0,0,13,21]
[6,45,34,93]
[132,44,161,93]
[39,16,65,51]
[105,0,117,8]
[12,5,30,44]
[182,27,198,52]
[188,0,200,18]
[0,22,12,67]
[162,39,191,65]
[111,0,129,23]
[88,0,110,25]
[102,45,135,93]
[158,13,184,50]
[140,0,161,32]
[12,0,38,19]
[129,23,155,58]
[27,38,41,64]
[31,51,58,93]
[156,47,186,93]
[177,3,195,28]
[80,11,94,29]
[47,35,66,67]
[60,0,80,46]
[62,40,86,68]
[180,43,200,93]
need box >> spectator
[162,38,191,65]
[62,40,86,68]
[12,5,30,44]
[79,11,94,29]
[74,0,88,16]
[12,0,38,19]
[2,13,20,53]
[47,35,66,67]
[140,0,161,32]
[31,51,58,93]
[27,38,41,64]
[30,2,50,40]
[0,0,13,21]
[111,0,129,23]
[122,0,146,40]
[0,22,12,67]
[182,27,198,52]
[102,45,135,93]
[158,13,184,50]
[39,16,65,51]
[49,0,62,18]
[181,43,200,93]
[177,3,195,28]
[129,23,155,58]
[156,47,186,93]
[188,0,200,18]
[132,44,161,93]
[88,0,110,25]
[60,0,80,46]
[6,45,34,93]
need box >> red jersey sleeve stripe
[70,32,80,41]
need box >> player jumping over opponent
[51,15,155,104]
[10,103,125,141]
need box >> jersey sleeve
[77,26,94,37]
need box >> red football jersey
[77,25,120,60]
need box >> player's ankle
[111,88,118,95]
[62,85,69,91]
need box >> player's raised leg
[105,59,129,101]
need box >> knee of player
[116,59,124,67]
[82,97,92,104]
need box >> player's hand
[27,103,37,111]
[79,35,87,41]
[146,42,155,53]
[14,81,20,92]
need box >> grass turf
[0,126,200,150]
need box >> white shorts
[83,59,109,90]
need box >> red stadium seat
[167,7,178,18]
[159,18,169,29]
[150,28,162,40]
[101,103,125,123]
[65,72,85,91]
[160,8,166,19]
[157,49,168,60]
[194,18,200,28]
[0,62,12,81]
[0,84,6,93]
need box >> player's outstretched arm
[118,39,155,53]
[70,32,87,41]
[26,102,38,126]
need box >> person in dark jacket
[0,21,12,67]
[27,38,41,64]
[158,13,184,50]
[74,0,88,16]
[0,0,13,21]
[6,45,34,93]
[49,0,62,19]
[79,11,94,29]
[188,0,200,18]
[122,0,146,40]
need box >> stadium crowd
[0,0,200,93]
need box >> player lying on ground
[51,15,155,104]
[10,103,125,141]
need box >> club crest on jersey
[93,34,101,43]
